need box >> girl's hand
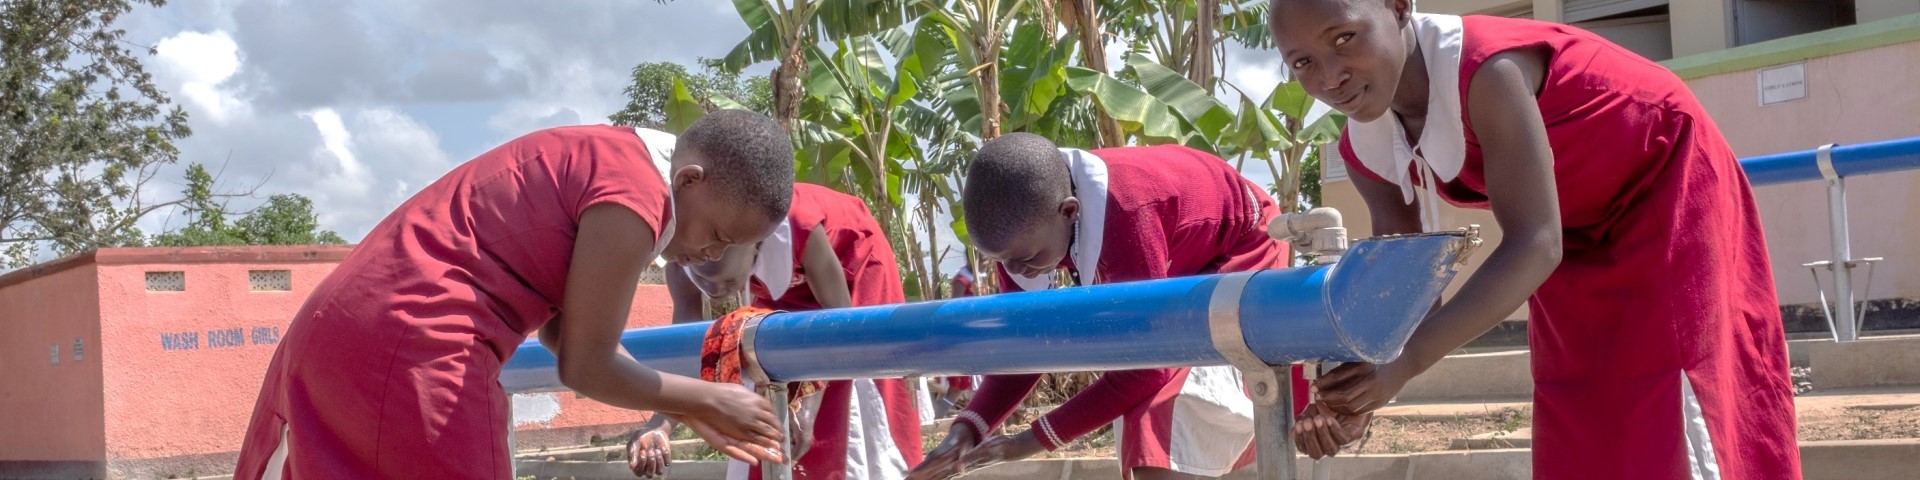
[906,425,982,480]
[956,432,1046,473]
[626,424,673,478]
[1313,361,1414,415]
[669,383,786,465]
[1293,402,1373,459]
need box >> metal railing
[504,228,1480,480]
[1741,136,1920,341]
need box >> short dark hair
[963,133,1069,248]
[677,109,794,220]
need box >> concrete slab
[1397,350,1533,403]
[1375,399,1532,421]
[510,439,1920,479]
[1811,335,1920,389]
[1800,439,1920,480]
[1384,385,1920,424]
[513,459,727,479]
[961,457,1117,479]
[517,438,729,464]
[1450,427,1532,450]
[1405,448,1532,479]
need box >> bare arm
[663,263,710,323]
[543,204,782,446]
[1319,48,1564,413]
[799,225,852,309]
[1350,167,1423,237]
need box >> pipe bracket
[741,312,772,384]
[1208,271,1283,405]
[1817,143,1840,181]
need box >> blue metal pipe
[1742,136,1920,186]
[501,233,1472,393]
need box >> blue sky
[121,0,1306,275]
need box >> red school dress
[233,125,677,479]
[960,145,1299,479]
[1337,13,1799,479]
[726,183,924,480]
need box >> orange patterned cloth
[700,307,823,411]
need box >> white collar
[635,127,680,265]
[1007,148,1109,291]
[749,215,796,300]
[1345,13,1466,210]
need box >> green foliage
[1,0,193,258]
[150,164,344,247]
[674,0,1352,290]
[610,58,773,129]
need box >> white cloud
[119,1,762,243]
[154,30,249,123]
[288,107,457,239]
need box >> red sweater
[960,145,1287,449]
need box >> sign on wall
[1323,146,1349,183]
[1758,62,1808,106]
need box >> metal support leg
[1207,271,1297,480]
[762,383,794,480]
[1306,363,1330,480]
[1250,365,1299,480]
[1817,144,1860,342]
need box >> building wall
[0,259,106,468]
[1685,41,1920,306]
[0,246,688,478]
[92,248,348,470]
[1860,0,1920,22]
[1320,18,1920,319]
[1577,14,1675,60]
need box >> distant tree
[609,58,772,128]
[2,0,196,259]
[151,164,344,247]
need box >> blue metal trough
[501,231,1477,393]
[1741,136,1920,186]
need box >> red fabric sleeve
[956,373,1043,437]
[1029,368,1180,450]
[571,127,672,245]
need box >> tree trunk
[1272,118,1306,214]
[972,29,1004,140]
[915,187,938,299]
[1061,0,1125,148]
[772,36,808,132]
[1186,0,1217,90]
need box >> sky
[121,0,1308,275]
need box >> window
[249,270,293,291]
[1734,0,1857,46]
[146,271,186,292]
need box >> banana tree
[1054,0,1125,147]
[1066,52,1343,213]
[1091,0,1273,91]
[721,0,923,130]
[783,33,956,295]
[911,0,1039,140]
[896,101,976,299]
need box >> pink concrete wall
[92,248,350,462]
[510,286,678,449]
[1682,42,1920,305]
[0,259,106,462]
[3,245,702,474]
